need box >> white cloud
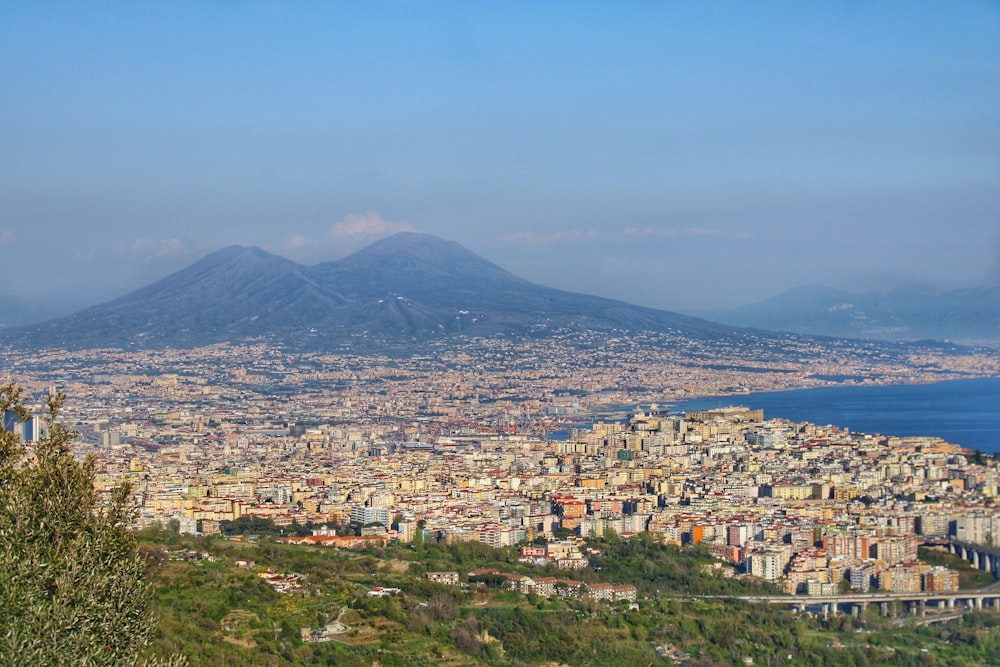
[498,229,599,244]
[623,226,721,238]
[0,229,14,245]
[283,234,310,250]
[325,211,415,239]
[281,211,416,262]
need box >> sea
[569,377,1000,454]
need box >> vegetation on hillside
[3,381,997,666]
[0,383,184,666]
[137,528,1000,667]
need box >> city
[4,338,998,603]
[4,2,999,664]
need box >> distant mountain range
[6,234,996,353]
[703,283,1000,344]
[4,233,740,351]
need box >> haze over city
[2,1,999,314]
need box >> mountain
[6,233,737,351]
[12,246,352,349]
[703,283,1000,344]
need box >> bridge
[727,539,1000,619]
[943,540,1000,578]
[733,590,1000,619]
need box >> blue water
[669,377,1000,454]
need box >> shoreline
[567,376,1000,454]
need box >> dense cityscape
[4,337,998,603]
[4,2,998,664]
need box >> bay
[671,377,1000,454]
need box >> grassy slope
[139,532,1000,667]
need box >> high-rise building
[4,411,45,442]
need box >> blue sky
[2,1,998,313]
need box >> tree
[0,383,184,666]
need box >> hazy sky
[2,1,998,313]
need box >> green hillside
[139,529,1000,667]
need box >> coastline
[571,376,1000,454]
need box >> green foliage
[582,534,780,596]
[219,516,282,536]
[469,573,508,589]
[0,383,183,666]
[918,546,996,589]
[138,527,1000,667]
[477,606,655,665]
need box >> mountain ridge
[702,283,1000,344]
[4,232,740,351]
